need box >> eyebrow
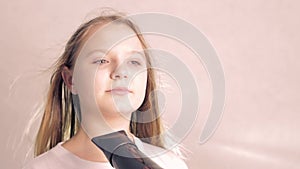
[86,49,145,58]
[85,49,108,58]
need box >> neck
[103,114,132,134]
[62,127,108,162]
[78,109,133,138]
[62,115,135,163]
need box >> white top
[23,137,188,169]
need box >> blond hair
[35,12,164,156]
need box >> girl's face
[72,23,148,122]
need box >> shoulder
[22,143,112,169]
[139,141,189,169]
[22,148,58,169]
[22,142,73,169]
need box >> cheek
[136,72,147,92]
[73,66,96,102]
[94,77,103,93]
[130,71,148,107]
[94,70,109,93]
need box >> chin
[114,105,136,117]
[98,105,134,119]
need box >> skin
[61,23,148,162]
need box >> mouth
[106,87,133,95]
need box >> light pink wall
[1,0,300,169]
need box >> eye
[93,59,109,65]
[129,60,141,66]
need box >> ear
[61,66,78,94]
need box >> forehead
[79,23,144,57]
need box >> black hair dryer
[92,131,163,169]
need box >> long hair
[34,12,164,156]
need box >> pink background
[1,0,300,169]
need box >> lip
[106,87,133,95]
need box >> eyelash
[129,60,141,65]
[93,59,109,64]
[93,59,142,66]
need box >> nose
[110,62,128,80]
